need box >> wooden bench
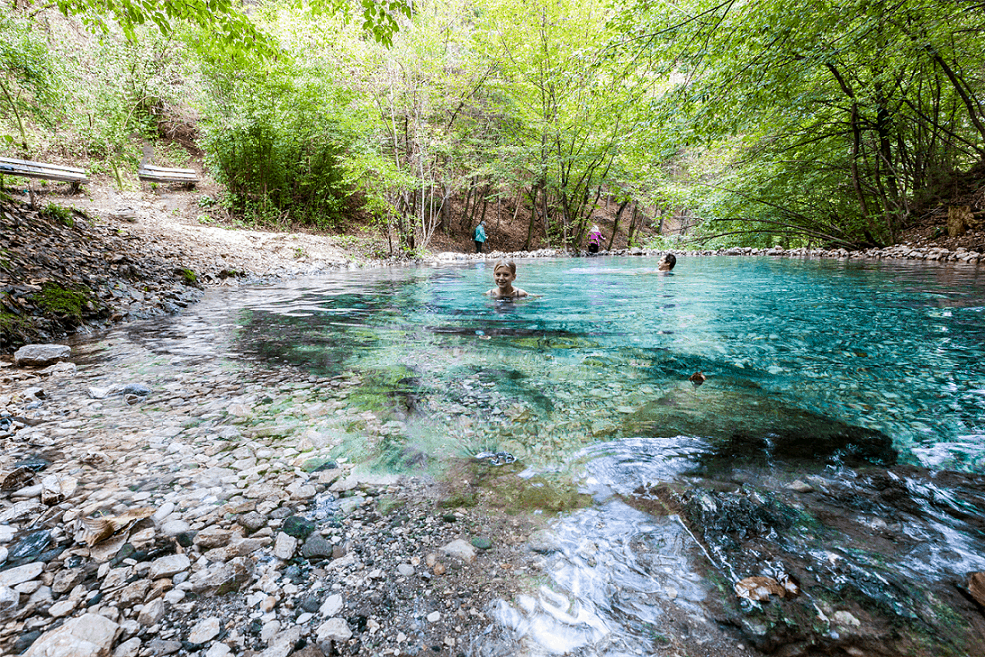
[0,157,89,190]
[138,164,199,187]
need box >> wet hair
[661,253,676,269]
[493,259,517,274]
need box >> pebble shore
[1,345,536,657]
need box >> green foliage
[40,202,74,227]
[619,0,985,248]
[178,267,197,284]
[196,47,355,228]
[0,6,64,149]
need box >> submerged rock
[627,384,896,467]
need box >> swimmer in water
[657,253,676,271]
[487,259,528,299]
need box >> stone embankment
[1,197,361,352]
[0,345,535,657]
[679,243,985,263]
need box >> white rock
[148,554,190,579]
[152,503,176,522]
[315,618,352,652]
[439,539,475,562]
[160,519,191,536]
[112,637,141,657]
[273,532,297,560]
[0,562,44,587]
[0,546,8,564]
[0,525,14,542]
[164,590,185,604]
[14,344,71,367]
[205,643,232,657]
[833,610,861,628]
[88,387,112,399]
[260,620,281,643]
[259,628,301,657]
[397,564,414,577]
[319,593,343,617]
[427,611,441,623]
[0,585,19,613]
[137,598,165,626]
[205,643,231,657]
[48,597,78,617]
[24,613,120,657]
[188,617,223,644]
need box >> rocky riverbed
[0,340,546,657]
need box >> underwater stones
[787,480,814,493]
[14,344,71,368]
[629,386,896,467]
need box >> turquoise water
[233,256,985,473]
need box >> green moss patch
[35,282,95,323]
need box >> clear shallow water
[86,255,985,655]
[185,256,985,473]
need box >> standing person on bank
[473,219,487,253]
[587,225,604,254]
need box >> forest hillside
[1,0,983,258]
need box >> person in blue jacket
[473,219,487,253]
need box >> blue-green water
[103,255,985,655]
[232,256,985,473]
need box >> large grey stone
[301,535,334,559]
[24,612,120,657]
[112,637,141,657]
[14,344,71,367]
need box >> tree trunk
[607,200,629,250]
[522,187,536,251]
[626,203,639,246]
